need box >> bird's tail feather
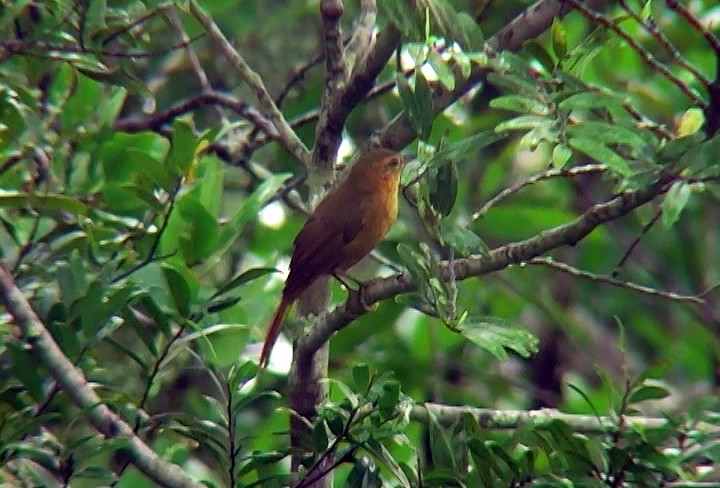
[260,297,291,368]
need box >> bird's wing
[283,196,365,299]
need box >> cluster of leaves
[304,364,720,488]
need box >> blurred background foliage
[1,0,720,486]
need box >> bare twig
[567,0,706,108]
[618,0,709,88]
[0,265,202,488]
[529,257,704,304]
[166,9,227,123]
[114,92,276,135]
[472,164,608,221]
[611,208,662,276]
[665,0,720,57]
[187,0,311,166]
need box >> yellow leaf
[677,108,704,136]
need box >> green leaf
[428,159,458,216]
[127,149,175,192]
[568,122,647,146]
[439,221,486,255]
[365,438,412,488]
[523,41,556,73]
[344,457,382,488]
[490,95,550,115]
[427,51,455,91]
[206,295,242,314]
[414,73,434,141]
[396,73,434,141]
[467,438,496,487]
[558,91,621,111]
[211,267,278,300]
[0,190,88,215]
[551,17,568,59]
[162,264,193,317]
[487,71,542,97]
[495,115,554,133]
[167,117,196,175]
[177,195,220,261]
[7,344,45,402]
[628,384,671,404]
[312,420,328,452]
[428,413,456,470]
[661,181,691,229]
[455,12,484,51]
[215,174,289,255]
[552,144,572,168]
[378,380,400,419]
[568,137,633,176]
[352,363,371,392]
[433,131,506,163]
[459,317,539,359]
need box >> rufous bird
[259,149,404,367]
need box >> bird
[259,149,405,368]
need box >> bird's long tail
[260,296,292,368]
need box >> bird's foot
[356,283,377,312]
[332,271,362,291]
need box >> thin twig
[665,0,720,56]
[611,208,662,277]
[472,164,608,221]
[618,0,709,88]
[112,179,182,283]
[114,92,276,135]
[166,9,227,123]
[0,35,204,60]
[567,0,706,108]
[187,0,311,166]
[529,257,704,304]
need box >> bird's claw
[356,284,376,312]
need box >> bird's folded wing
[283,209,364,299]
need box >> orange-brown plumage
[259,149,404,367]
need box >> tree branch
[472,164,608,221]
[410,402,720,434]
[528,257,705,304]
[0,265,202,488]
[297,173,676,363]
[114,92,277,136]
[187,0,311,166]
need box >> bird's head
[350,149,405,187]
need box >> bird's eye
[388,156,402,167]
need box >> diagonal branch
[187,0,311,167]
[528,257,704,304]
[114,92,277,136]
[296,173,677,368]
[0,265,202,488]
